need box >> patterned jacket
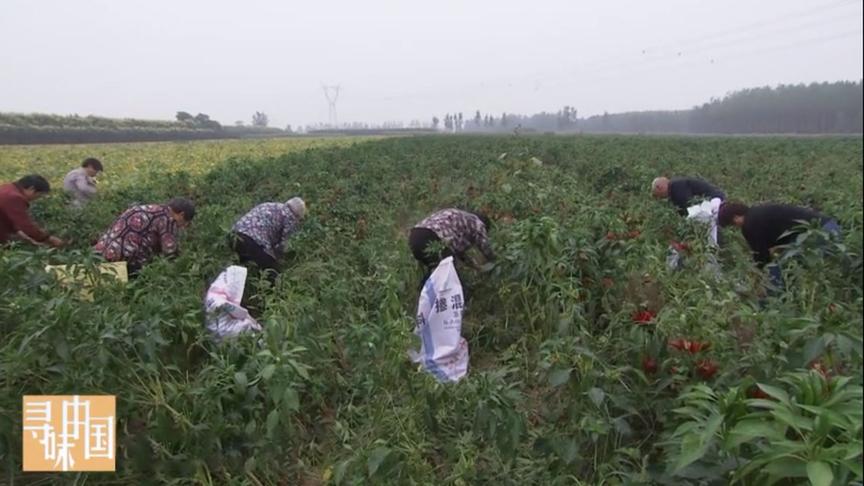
[232,203,300,259]
[94,204,179,266]
[415,209,494,260]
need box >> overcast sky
[1,0,862,127]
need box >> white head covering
[286,197,306,219]
[651,177,669,197]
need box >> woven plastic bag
[686,197,723,247]
[408,257,469,382]
[668,198,723,271]
[204,265,262,342]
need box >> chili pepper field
[1,135,862,485]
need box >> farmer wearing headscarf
[409,208,494,287]
[230,197,306,284]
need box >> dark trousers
[229,233,280,316]
[230,233,279,282]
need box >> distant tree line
[580,81,862,134]
[0,111,286,144]
[440,81,862,135]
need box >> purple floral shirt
[232,202,300,258]
[415,208,493,260]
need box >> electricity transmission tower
[322,84,340,127]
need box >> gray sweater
[63,168,97,207]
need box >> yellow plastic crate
[44,262,128,301]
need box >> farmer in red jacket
[0,175,65,248]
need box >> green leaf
[807,461,834,486]
[261,364,276,380]
[773,407,814,432]
[334,459,351,484]
[726,420,787,448]
[548,368,571,387]
[674,434,710,473]
[234,371,248,388]
[588,387,605,407]
[672,413,724,474]
[843,442,863,460]
[265,409,279,437]
[367,447,391,476]
[839,459,863,479]
[289,359,310,380]
[748,398,781,410]
[283,387,300,412]
[758,384,791,404]
[764,456,808,478]
[702,413,723,442]
[803,337,826,365]
[552,437,579,464]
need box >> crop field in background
[1,135,862,485]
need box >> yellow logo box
[22,395,116,472]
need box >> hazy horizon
[2,0,862,128]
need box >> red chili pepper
[632,310,656,325]
[747,386,770,399]
[670,240,690,252]
[668,338,711,354]
[627,230,641,239]
[685,341,711,354]
[642,356,658,375]
[606,231,617,241]
[601,277,614,289]
[809,360,831,379]
[695,359,719,380]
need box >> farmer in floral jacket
[229,197,306,285]
[94,198,196,276]
[409,208,494,288]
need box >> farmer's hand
[47,236,66,248]
[463,255,482,270]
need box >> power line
[548,12,862,84]
[634,0,860,55]
[525,2,862,91]
[542,28,864,90]
[367,0,862,104]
